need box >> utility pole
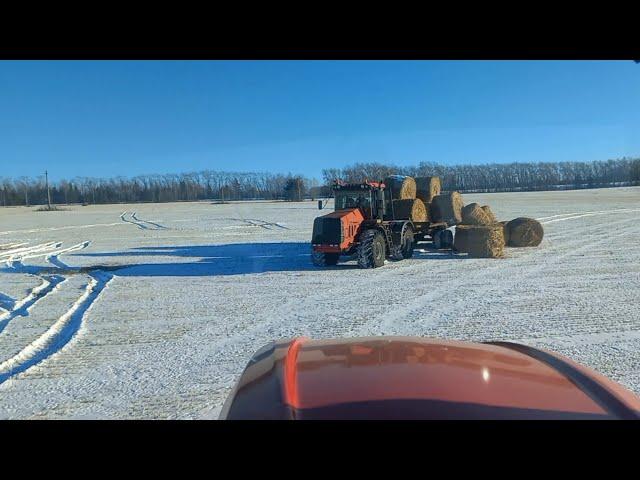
[45,170,52,210]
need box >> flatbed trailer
[381,219,454,251]
[412,221,446,239]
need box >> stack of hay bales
[454,200,544,257]
[454,202,504,258]
[378,175,544,257]
[385,175,428,222]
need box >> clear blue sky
[1,60,638,182]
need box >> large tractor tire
[357,229,386,268]
[391,224,415,260]
[312,250,340,266]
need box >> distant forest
[1,157,639,207]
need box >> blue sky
[0,60,638,181]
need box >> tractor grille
[312,217,343,246]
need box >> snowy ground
[0,187,639,419]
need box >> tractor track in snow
[224,217,289,230]
[370,213,640,336]
[0,224,123,236]
[0,240,107,383]
[120,211,168,230]
[131,212,168,230]
[187,208,640,373]
[536,207,640,224]
[0,271,113,385]
[0,242,28,251]
[0,275,66,335]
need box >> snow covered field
[1,186,639,419]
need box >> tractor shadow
[73,242,362,277]
[68,242,469,278]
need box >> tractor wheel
[312,250,340,266]
[357,229,386,268]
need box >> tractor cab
[332,181,385,220]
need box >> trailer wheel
[312,250,340,266]
[401,225,415,259]
[434,229,453,250]
[433,230,443,249]
[442,229,454,249]
[357,229,386,268]
[392,224,415,260]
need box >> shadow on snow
[67,242,465,277]
[73,242,358,276]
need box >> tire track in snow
[0,242,60,262]
[370,213,640,335]
[0,241,91,336]
[4,242,63,269]
[46,241,91,269]
[0,271,113,385]
[0,223,123,236]
[120,211,167,230]
[0,275,66,335]
[537,208,640,224]
[131,212,168,230]
[225,218,289,230]
[0,242,28,251]
[120,211,148,230]
[245,218,289,230]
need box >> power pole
[45,170,52,209]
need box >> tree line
[322,157,640,193]
[1,157,639,207]
[0,171,317,207]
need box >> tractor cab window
[335,191,372,215]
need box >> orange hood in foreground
[220,337,640,420]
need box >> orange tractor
[311,180,453,268]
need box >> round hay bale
[505,217,544,247]
[500,221,510,246]
[461,203,494,225]
[384,175,416,200]
[431,192,464,224]
[481,206,496,223]
[454,224,505,258]
[415,176,441,203]
[392,198,428,222]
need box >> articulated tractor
[311,180,453,268]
